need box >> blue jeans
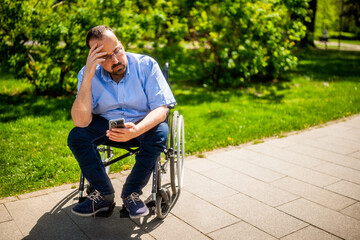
[67,115,169,198]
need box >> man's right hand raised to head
[71,43,107,128]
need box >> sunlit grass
[0,49,359,198]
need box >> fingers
[88,43,107,64]
[106,129,129,142]
[106,123,137,142]
[124,122,135,128]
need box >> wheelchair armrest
[167,103,176,110]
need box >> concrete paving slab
[212,193,307,238]
[317,124,354,135]
[0,220,23,240]
[286,144,360,171]
[278,198,360,240]
[200,166,298,207]
[314,163,360,184]
[208,221,277,240]
[341,202,360,221]
[0,204,12,223]
[280,225,341,240]
[317,125,360,142]
[0,196,19,205]
[342,116,360,127]
[170,190,239,234]
[299,138,358,155]
[70,213,151,240]
[315,135,360,152]
[5,194,88,240]
[325,180,360,201]
[245,143,325,168]
[185,157,223,173]
[136,215,210,240]
[284,128,327,141]
[182,168,238,202]
[272,177,356,211]
[262,137,298,148]
[349,151,360,159]
[206,151,285,182]
[228,149,339,187]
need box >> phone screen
[109,118,125,129]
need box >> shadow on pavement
[25,190,163,240]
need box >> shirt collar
[100,65,113,83]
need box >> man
[67,25,176,219]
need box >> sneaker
[123,192,149,219]
[72,190,115,217]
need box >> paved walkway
[1,115,360,240]
[314,40,360,51]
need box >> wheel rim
[170,111,179,194]
[176,115,185,188]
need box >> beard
[112,62,126,75]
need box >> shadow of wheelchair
[25,189,165,240]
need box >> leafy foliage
[1,0,309,93]
[188,0,307,88]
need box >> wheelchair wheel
[156,188,171,219]
[170,111,185,195]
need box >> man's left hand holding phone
[106,118,139,142]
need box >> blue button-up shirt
[77,52,176,123]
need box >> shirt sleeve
[76,67,85,96]
[143,58,176,110]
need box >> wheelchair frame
[77,63,185,220]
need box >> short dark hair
[86,25,114,48]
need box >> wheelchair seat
[104,138,140,148]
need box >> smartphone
[109,118,125,129]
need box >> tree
[343,0,360,27]
[342,0,360,37]
[301,0,317,46]
[1,0,309,93]
[187,0,307,88]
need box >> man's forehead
[89,31,120,51]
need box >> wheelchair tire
[170,111,185,195]
[156,188,171,220]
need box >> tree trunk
[300,0,317,47]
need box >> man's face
[89,30,127,80]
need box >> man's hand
[83,43,107,81]
[106,122,140,142]
[106,106,168,142]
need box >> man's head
[86,25,127,81]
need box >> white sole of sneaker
[71,206,110,217]
[128,208,150,219]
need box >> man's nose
[111,54,119,63]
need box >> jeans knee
[138,122,169,156]
[152,122,169,148]
[67,127,86,148]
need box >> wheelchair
[77,63,185,220]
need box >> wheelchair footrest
[94,202,116,218]
[79,197,87,203]
[119,201,156,218]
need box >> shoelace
[125,192,141,206]
[88,190,104,217]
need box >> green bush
[1,0,308,93]
[188,0,307,88]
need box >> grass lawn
[328,39,360,46]
[1,49,359,198]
